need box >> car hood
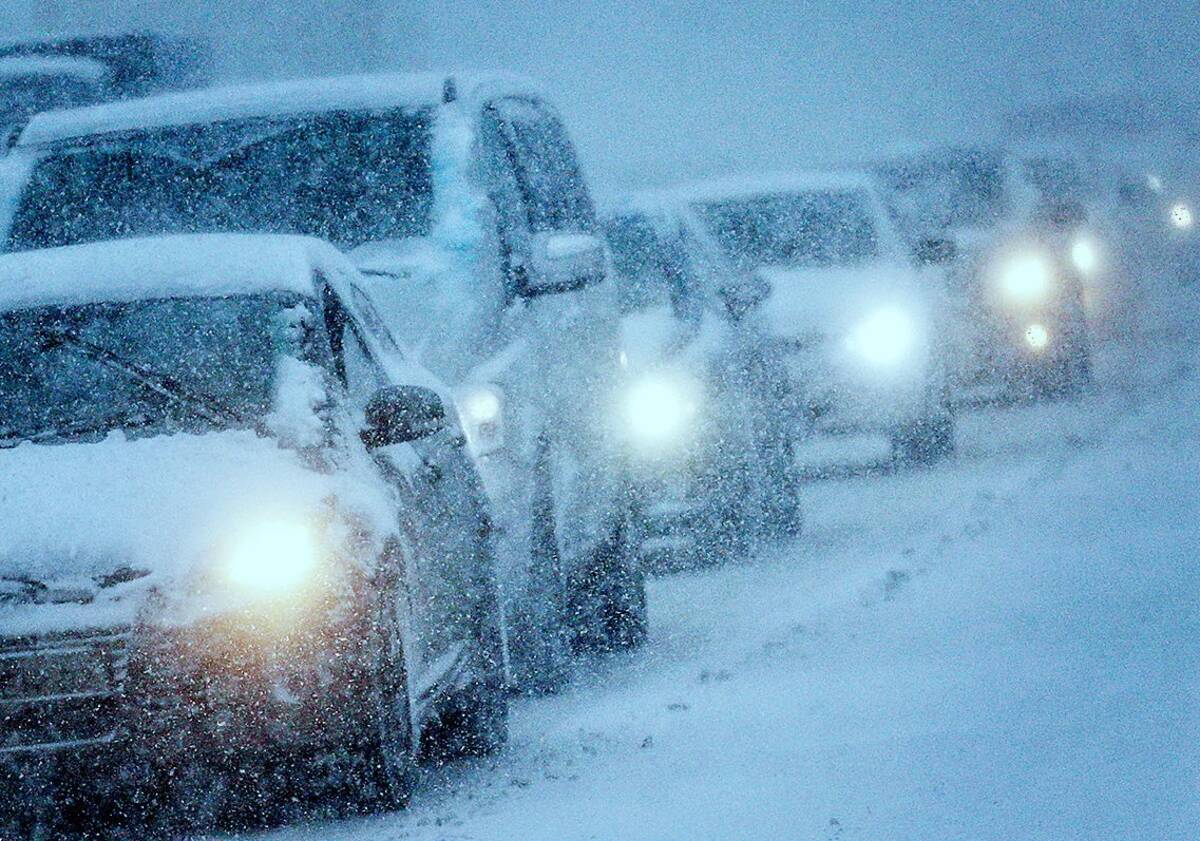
[755,260,933,341]
[0,430,391,620]
[618,305,729,375]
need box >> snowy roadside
[220,306,1200,841]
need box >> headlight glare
[1070,236,1099,275]
[847,306,918,368]
[1170,201,1193,230]
[224,519,319,597]
[999,253,1054,305]
[625,376,698,448]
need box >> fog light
[1025,323,1049,351]
[1071,236,1099,275]
[1170,202,1193,230]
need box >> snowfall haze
[0,2,1196,841]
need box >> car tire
[356,572,418,813]
[572,505,649,653]
[510,436,574,693]
[762,437,803,539]
[891,409,956,465]
[420,586,509,762]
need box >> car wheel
[572,504,649,653]
[510,436,573,693]
[761,436,803,538]
[420,591,509,762]
[891,409,956,465]
[356,575,418,812]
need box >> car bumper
[0,617,369,774]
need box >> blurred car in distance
[671,171,960,465]
[603,195,802,568]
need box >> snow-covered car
[0,72,645,692]
[0,56,110,142]
[602,198,801,566]
[875,146,1095,398]
[0,33,210,145]
[0,235,506,834]
[667,172,958,463]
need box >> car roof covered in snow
[15,71,542,147]
[0,54,110,82]
[633,171,880,207]
[0,233,349,312]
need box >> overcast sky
[1,1,1194,196]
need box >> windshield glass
[878,150,1009,233]
[7,107,433,253]
[695,190,878,269]
[0,293,313,445]
[603,213,701,317]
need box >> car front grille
[0,627,131,756]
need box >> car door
[334,288,500,699]
[478,96,620,569]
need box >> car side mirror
[361,385,446,448]
[522,232,607,297]
[913,236,958,266]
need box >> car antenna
[442,76,457,104]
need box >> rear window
[7,107,433,253]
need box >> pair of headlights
[999,233,1103,308]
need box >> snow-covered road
[220,305,1200,840]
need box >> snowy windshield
[878,150,1010,233]
[603,213,699,315]
[695,190,878,269]
[0,293,310,444]
[7,107,433,252]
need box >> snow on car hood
[0,430,392,599]
[756,260,931,341]
[619,305,727,375]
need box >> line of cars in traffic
[0,43,1194,835]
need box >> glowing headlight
[1170,202,1193,230]
[460,386,502,426]
[999,253,1053,305]
[1070,236,1099,275]
[224,519,319,597]
[846,306,917,367]
[1024,323,1049,351]
[625,376,698,447]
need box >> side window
[487,98,596,233]
[479,107,531,301]
[342,323,388,410]
[323,286,387,410]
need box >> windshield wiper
[36,328,259,432]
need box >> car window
[696,190,879,269]
[341,322,388,411]
[6,107,433,252]
[489,98,595,233]
[603,212,700,321]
